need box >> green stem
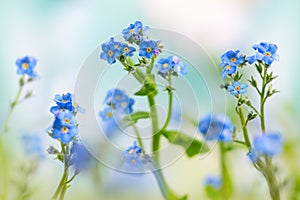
[132,124,145,152]
[219,142,232,200]
[0,137,8,200]
[148,95,160,159]
[237,107,251,148]
[1,76,24,134]
[260,67,267,133]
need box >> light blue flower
[70,141,92,173]
[139,40,159,59]
[198,114,234,142]
[50,119,78,144]
[116,96,135,114]
[121,21,149,43]
[104,88,126,105]
[121,141,144,171]
[100,37,121,64]
[204,175,222,189]
[227,81,248,95]
[21,134,45,159]
[173,56,187,76]
[121,43,136,57]
[219,50,244,78]
[56,110,77,126]
[155,57,173,74]
[221,65,237,79]
[99,107,114,121]
[16,56,38,78]
[249,133,283,161]
[247,42,279,65]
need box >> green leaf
[134,74,158,96]
[122,111,150,125]
[248,76,257,88]
[162,130,209,157]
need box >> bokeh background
[0,0,299,199]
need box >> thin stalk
[237,107,251,148]
[260,67,267,133]
[0,137,8,200]
[219,142,232,200]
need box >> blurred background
[0,0,299,199]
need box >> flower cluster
[122,21,149,44]
[247,42,279,65]
[248,133,283,162]
[155,56,187,77]
[48,93,79,144]
[121,141,145,171]
[198,114,234,142]
[219,50,244,78]
[16,56,38,78]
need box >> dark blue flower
[249,133,283,161]
[155,57,173,74]
[227,81,248,95]
[99,107,114,121]
[247,42,279,65]
[121,141,144,171]
[219,50,244,78]
[16,56,38,78]
[198,114,234,142]
[53,93,73,110]
[204,175,222,189]
[100,37,122,64]
[51,119,78,144]
[121,43,136,57]
[139,40,159,59]
[122,21,149,43]
[70,141,92,173]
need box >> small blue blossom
[198,114,234,142]
[173,56,187,76]
[249,133,283,161]
[51,120,78,144]
[139,40,159,59]
[56,110,77,126]
[104,88,126,105]
[122,21,149,43]
[21,134,45,159]
[121,43,136,57]
[16,56,38,78]
[121,141,144,171]
[116,96,135,114]
[204,175,222,189]
[50,93,82,114]
[99,107,114,121]
[100,37,122,64]
[247,42,279,65]
[227,81,248,95]
[155,57,173,74]
[70,141,92,173]
[219,50,244,78]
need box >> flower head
[227,81,248,95]
[173,56,187,76]
[204,175,222,189]
[249,133,283,161]
[139,40,159,59]
[50,119,78,144]
[155,56,187,76]
[121,43,136,57]
[99,107,114,121]
[100,37,122,64]
[198,114,234,142]
[247,42,279,65]
[103,88,134,114]
[21,134,45,159]
[155,57,173,74]
[16,56,38,78]
[56,110,76,126]
[121,141,144,171]
[121,21,149,43]
[70,141,92,173]
[219,50,244,78]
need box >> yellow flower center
[121,102,128,108]
[114,44,119,49]
[128,149,134,154]
[146,47,152,53]
[61,127,69,133]
[64,118,70,123]
[22,63,29,69]
[106,112,112,118]
[230,57,236,62]
[115,95,121,100]
[131,159,136,165]
[265,52,271,57]
[129,29,134,34]
[235,86,241,91]
[163,63,169,68]
[177,66,181,72]
[225,65,231,70]
[108,50,113,57]
[62,100,67,103]
[124,47,129,52]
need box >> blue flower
[249,133,283,161]
[116,96,135,114]
[50,119,78,144]
[227,81,248,95]
[247,42,279,65]
[198,114,234,142]
[104,88,126,105]
[172,56,187,76]
[54,93,73,110]
[56,110,77,126]
[121,141,144,171]
[122,21,149,43]
[70,141,92,173]
[139,40,159,59]
[100,37,122,64]
[121,43,136,57]
[204,175,222,189]
[21,134,45,159]
[219,50,244,78]
[155,57,173,74]
[99,107,114,121]
[16,56,38,78]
